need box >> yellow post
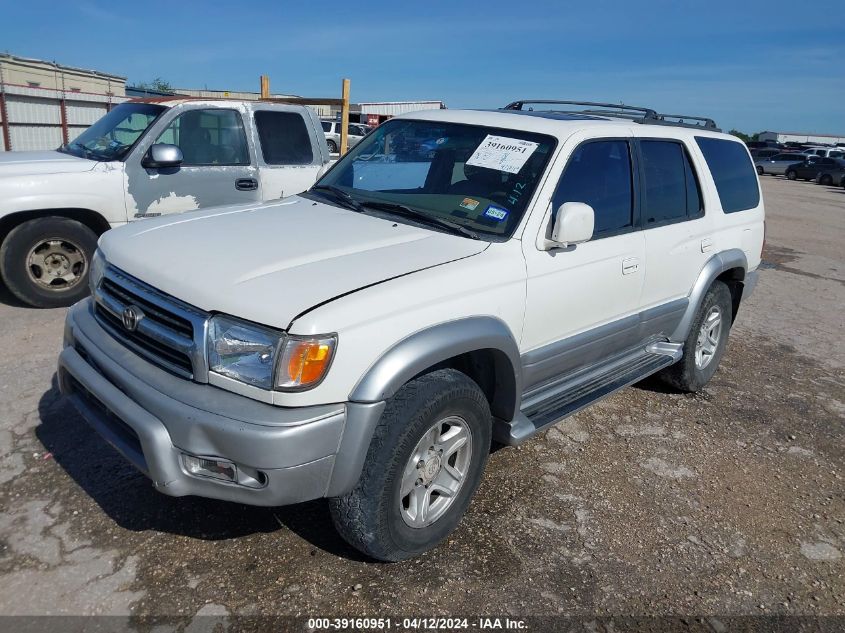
[340,78,351,155]
[260,75,270,99]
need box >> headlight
[207,315,336,391]
[88,248,106,293]
[207,315,283,390]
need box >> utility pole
[340,78,350,155]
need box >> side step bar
[494,342,682,446]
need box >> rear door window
[552,139,634,237]
[695,137,760,213]
[254,111,314,165]
[639,140,702,226]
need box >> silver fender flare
[670,248,748,342]
[349,316,523,420]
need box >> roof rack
[501,100,720,131]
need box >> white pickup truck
[0,98,330,307]
[59,100,763,561]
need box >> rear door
[251,106,328,199]
[636,136,714,335]
[125,105,261,218]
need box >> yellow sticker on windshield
[459,198,480,211]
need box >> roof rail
[653,113,720,131]
[501,100,719,131]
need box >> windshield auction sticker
[466,135,539,174]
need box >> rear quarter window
[254,111,314,165]
[695,137,761,213]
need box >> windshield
[312,118,556,240]
[59,102,166,161]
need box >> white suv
[58,100,764,561]
[321,120,369,153]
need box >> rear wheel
[786,170,797,180]
[330,369,492,561]
[755,165,764,175]
[659,281,732,392]
[820,174,833,186]
[0,217,97,308]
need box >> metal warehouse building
[358,101,445,126]
[0,53,128,151]
[758,130,845,146]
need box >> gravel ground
[0,177,842,624]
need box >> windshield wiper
[59,142,90,158]
[310,185,366,213]
[360,201,480,240]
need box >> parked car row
[754,152,845,187]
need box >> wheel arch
[670,249,748,342]
[349,316,523,422]
[0,208,111,247]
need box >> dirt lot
[0,177,842,625]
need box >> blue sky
[1,0,843,134]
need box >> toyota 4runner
[58,100,764,561]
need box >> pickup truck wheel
[0,217,97,308]
[329,368,491,561]
[327,139,338,154]
[659,280,732,392]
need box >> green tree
[728,129,752,142]
[135,77,174,93]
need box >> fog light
[182,454,237,482]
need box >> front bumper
[58,299,384,506]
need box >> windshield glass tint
[62,103,165,160]
[315,119,556,240]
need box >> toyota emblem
[121,305,144,332]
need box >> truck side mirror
[142,144,183,169]
[547,202,594,248]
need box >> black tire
[330,368,492,561]
[755,165,764,175]
[820,174,833,186]
[786,170,797,180]
[0,217,97,308]
[659,281,733,393]
[327,139,338,154]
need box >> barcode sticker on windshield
[466,135,539,174]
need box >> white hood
[100,196,488,329]
[0,150,97,177]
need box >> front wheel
[327,139,338,154]
[0,217,97,308]
[786,170,797,180]
[820,174,833,186]
[756,165,764,175]
[330,369,492,561]
[659,281,732,392]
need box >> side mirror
[142,143,183,168]
[547,202,594,248]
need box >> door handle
[701,237,714,253]
[235,178,258,191]
[622,257,640,275]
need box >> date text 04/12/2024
[307,617,528,630]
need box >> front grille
[93,267,207,379]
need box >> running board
[494,342,682,446]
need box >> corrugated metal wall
[0,83,129,152]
